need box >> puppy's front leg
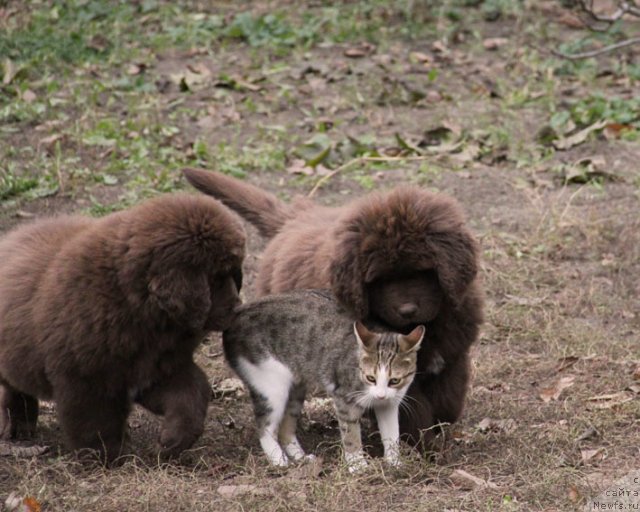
[136,361,210,458]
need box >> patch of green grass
[0,2,137,69]
[0,170,39,201]
[550,94,640,140]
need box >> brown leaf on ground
[568,485,581,503]
[344,43,375,58]
[211,378,245,399]
[483,37,509,50]
[21,89,37,103]
[476,417,517,434]
[22,497,41,512]
[450,469,499,490]
[0,442,49,457]
[581,448,605,464]
[552,120,608,150]
[431,41,448,54]
[603,123,634,140]
[3,58,17,85]
[539,375,575,403]
[286,159,315,176]
[217,484,269,498]
[409,51,433,64]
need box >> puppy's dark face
[204,267,242,331]
[148,264,242,333]
[367,270,443,332]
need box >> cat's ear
[398,325,425,353]
[353,321,379,352]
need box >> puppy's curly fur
[0,194,245,463]
[183,168,483,449]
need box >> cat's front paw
[344,452,368,473]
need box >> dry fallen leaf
[603,122,633,140]
[633,364,640,381]
[431,40,448,53]
[211,378,245,399]
[0,442,48,457]
[3,58,17,85]
[409,51,433,64]
[21,89,37,103]
[344,43,375,58]
[286,158,315,176]
[476,417,517,434]
[217,484,271,498]
[22,497,41,512]
[483,37,509,50]
[568,485,581,503]
[450,469,499,490]
[539,375,575,403]
[581,447,605,464]
[552,120,608,150]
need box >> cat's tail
[182,168,294,239]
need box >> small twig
[551,36,640,59]
[307,155,432,197]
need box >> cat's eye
[388,378,401,386]
[365,375,376,383]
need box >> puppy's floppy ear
[330,232,368,317]
[431,230,479,306]
[148,267,211,331]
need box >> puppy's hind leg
[0,382,39,439]
[136,361,210,459]
[55,378,130,465]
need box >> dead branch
[552,36,640,59]
[555,0,640,59]
[576,0,640,30]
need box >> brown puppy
[0,194,245,464]
[183,168,483,451]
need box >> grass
[1,0,640,510]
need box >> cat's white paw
[283,439,306,461]
[345,452,368,473]
[302,453,317,463]
[260,436,289,467]
[267,453,289,467]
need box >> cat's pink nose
[375,390,386,399]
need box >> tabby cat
[222,290,424,470]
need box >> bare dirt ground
[1,1,639,511]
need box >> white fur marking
[426,351,445,375]
[237,356,294,467]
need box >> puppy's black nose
[398,303,418,319]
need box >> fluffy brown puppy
[183,168,483,450]
[0,194,245,464]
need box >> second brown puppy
[183,168,483,451]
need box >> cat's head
[353,321,425,403]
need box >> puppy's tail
[182,168,293,239]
